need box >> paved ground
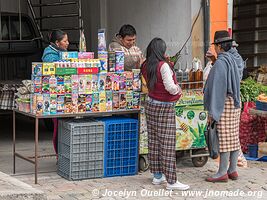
[1,114,267,200]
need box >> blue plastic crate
[97,117,139,177]
[256,101,267,111]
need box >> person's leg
[145,102,162,178]
[159,104,189,190]
[228,150,239,180]
[213,152,230,178]
[52,119,58,154]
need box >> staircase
[27,0,83,50]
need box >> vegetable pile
[240,78,267,102]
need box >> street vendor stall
[139,59,209,171]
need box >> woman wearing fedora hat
[204,30,244,182]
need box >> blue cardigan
[42,45,61,62]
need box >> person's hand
[207,115,213,125]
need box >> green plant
[240,78,267,102]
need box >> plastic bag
[204,121,219,159]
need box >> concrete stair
[0,172,46,200]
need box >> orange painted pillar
[210,0,228,42]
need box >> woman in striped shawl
[141,38,189,191]
[204,30,244,182]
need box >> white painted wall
[106,0,192,67]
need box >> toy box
[98,74,106,91]
[99,91,107,112]
[112,73,120,91]
[119,73,126,90]
[112,92,119,111]
[78,75,87,94]
[43,94,50,115]
[106,91,113,112]
[92,92,100,112]
[126,91,133,110]
[105,73,112,90]
[72,93,78,113]
[132,92,140,109]
[42,63,55,75]
[85,74,92,94]
[78,94,86,113]
[49,76,57,94]
[36,94,44,115]
[119,91,127,110]
[60,51,78,60]
[71,75,79,93]
[34,85,42,94]
[98,29,106,51]
[64,94,73,113]
[78,52,94,59]
[91,74,99,92]
[132,69,141,91]
[32,76,42,85]
[98,51,108,73]
[115,51,124,72]
[108,51,116,72]
[32,62,42,76]
[50,94,57,114]
[57,94,65,114]
[85,94,93,112]
[125,72,133,90]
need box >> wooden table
[13,109,140,184]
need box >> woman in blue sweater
[42,29,69,62]
[42,30,69,154]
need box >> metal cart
[139,87,209,171]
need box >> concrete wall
[106,0,192,69]
[0,0,27,13]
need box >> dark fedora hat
[212,30,233,44]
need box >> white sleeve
[160,63,181,95]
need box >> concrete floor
[0,114,57,175]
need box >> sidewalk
[0,171,45,200]
[11,159,267,200]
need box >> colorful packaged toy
[91,74,99,92]
[99,91,106,112]
[115,51,124,72]
[132,69,141,91]
[125,72,133,90]
[105,73,112,90]
[98,74,106,91]
[32,62,42,76]
[113,92,119,110]
[43,94,50,115]
[106,91,113,112]
[119,73,126,90]
[92,92,100,112]
[112,73,120,91]
[50,94,57,114]
[98,29,106,51]
[119,91,127,110]
[108,51,116,72]
[126,91,133,110]
[85,94,93,112]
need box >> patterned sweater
[108,35,143,71]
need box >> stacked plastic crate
[98,117,139,177]
[57,118,105,180]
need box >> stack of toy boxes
[30,51,141,115]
